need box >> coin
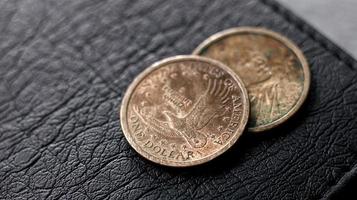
[193,27,310,132]
[120,55,249,167]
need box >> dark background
[0,0,356,199]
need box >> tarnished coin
[120,55,249,167]
[193,27,310,132]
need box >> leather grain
[0,0,356,199]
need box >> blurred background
[277,0,357,59]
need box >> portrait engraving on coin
[194,27,310,132]
[120,56,249,167]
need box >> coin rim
[120,55,250,167]
[193,27,311,132]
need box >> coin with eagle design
[120,55,249,167]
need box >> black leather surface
[0,0,356,199]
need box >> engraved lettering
[169,150,176,158]
[221,133,230,142]
[142,140,196,161]
[176,152,185,161]
[161,148,168,157]
[130,114,144,137]
[144,140,154,148]
[187,151,194,159]
[226,95,243,132]
[153,146,161,153]
[214,139,223,145]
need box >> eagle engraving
[133,76,233,148]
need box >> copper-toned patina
[120,56,249,167]
[194,27,310,132]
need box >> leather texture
[0,0,356,199]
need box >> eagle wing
[185,77,232,130]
